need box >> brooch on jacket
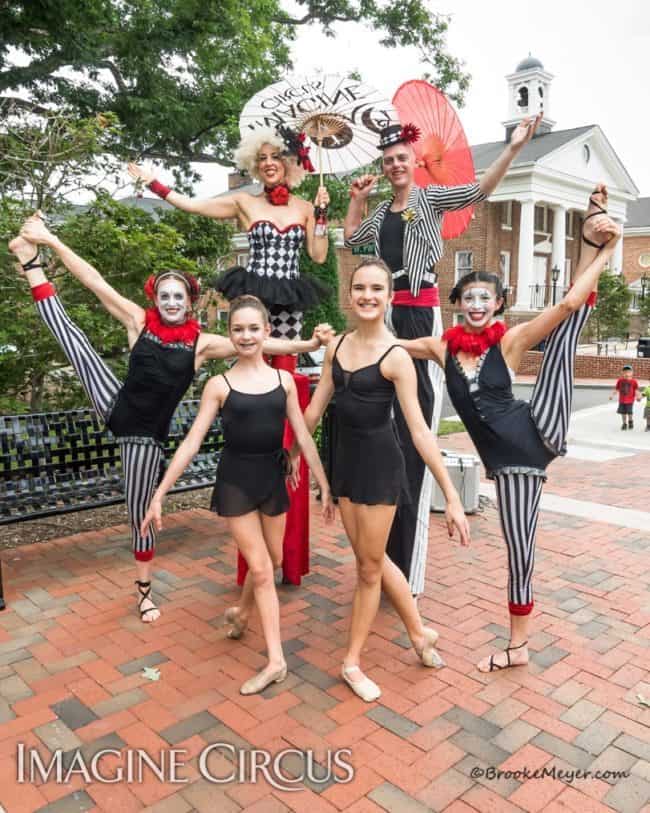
[401,208,416,223]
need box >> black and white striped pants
[35,292,162,560]
[493,302,592,615]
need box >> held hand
[349,174,377,200]
[445,498,470,547]
[19,213,55,246]
[140,499,163,538]
[314,323,336,346]
[594,217,621,247]
[321,488,336,524]
[314,186,330,208]
[127,161,156,186]
[509,113,542,151]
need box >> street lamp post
[641,273,648,301]
[551,264,561,306]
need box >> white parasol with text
[239,73,395,181]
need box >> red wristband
[31,282,56,302]
[148,179,172,199]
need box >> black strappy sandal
[135,579,158,621]
[20,251,44,273]
[582,192,608,249]
[487,640,528,672]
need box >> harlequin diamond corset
[214,220,328,311]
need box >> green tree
[1,1,469,173]
[300,228,346,339]
[589,270,631,343]
[0,195,233,412]
[0,106,122,210]
[637,288,650,336]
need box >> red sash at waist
[392,287,440,307]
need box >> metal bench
[0,400,223,609]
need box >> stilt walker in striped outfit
[398,185,619,671]
[9,215,328,623]
[344,115,542,595]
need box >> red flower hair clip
[400,123,421,144]
[144,274,157,301]
[297,133,315,172]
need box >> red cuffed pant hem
[31,282,56,301]
[134,549,155,562]
[509,601,533,616]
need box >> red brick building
[622,197,650,334]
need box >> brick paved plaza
[0,433,649,813]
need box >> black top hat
[377,122,421,150]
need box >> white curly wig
[234,127,307,189]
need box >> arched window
[517,86,529,110]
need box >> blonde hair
[234,128,306,189]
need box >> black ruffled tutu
[213,266,329,310]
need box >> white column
[612,219,623,274]
[515,199,536,310]
[551,205,566,284]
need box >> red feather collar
[443,321,507,356]
[145,307,201,345]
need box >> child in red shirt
[610,364,641,429]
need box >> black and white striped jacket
[344,183,486,296]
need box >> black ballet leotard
[331,335,410,506]
[210,369,290,517]
[108,328,197,444]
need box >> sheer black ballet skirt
[331,339,411,506]
[213,221,329,309]
[210,376,290,517]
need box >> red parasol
[392,80,476,239]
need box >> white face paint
[155,278,190,325]
[460,286,498,329]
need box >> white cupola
[503,54,555,141]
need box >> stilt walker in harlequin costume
[128,126,330,627]
[398,185,619,671]
[9,215,328,624]
[344,110,542,595]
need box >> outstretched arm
[479,114,542,197]
[384,348,470,546]
[19,215,143,335]
[127,163,241,220]
[198,324,334,366]
[398,335,445,365]
[503,219,620,364]
[300,341,336,434]
[141,377,223,534]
